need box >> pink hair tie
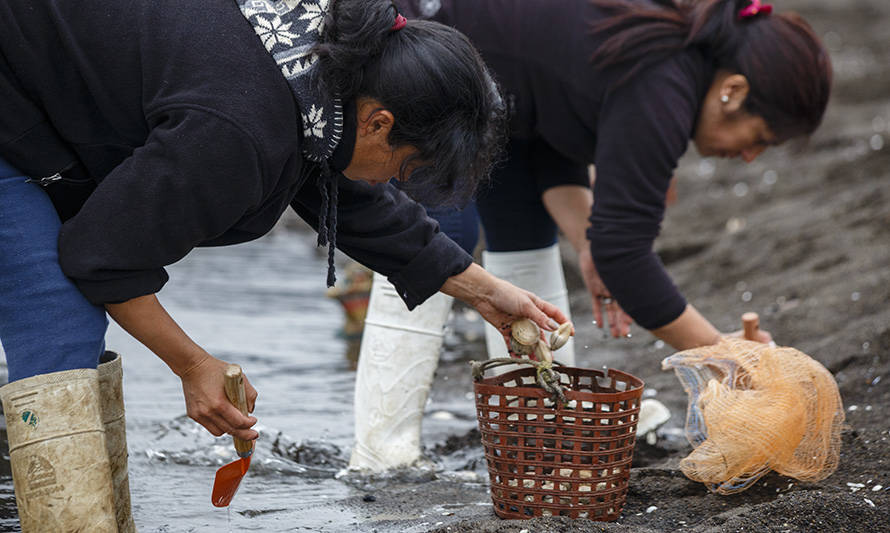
[391,13,407,31]
[738,0,773,19]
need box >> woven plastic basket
[473,364,644,520]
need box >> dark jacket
[0,0,471,309]
[404,0,715,329]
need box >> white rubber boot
[482,244,576,366]
[349,274,453,472]
[98,352,137,533]
[0,369,117,532]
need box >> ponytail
[590,0,831,141]
[314,0,506,206]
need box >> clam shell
[509,319,540,356]
[510,337,536,356]
[511,319,540,345]
[549,322,573,351]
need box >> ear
[356,98,395,150]
[719,74,751,114]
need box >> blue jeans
[0,157,107,382]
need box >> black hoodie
[0,0,471,309]
[403,0,716,329]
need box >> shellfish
[509,318,540,356]
[549,322,573,351]
[535,339,554,363]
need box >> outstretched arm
[106,295,259,441]
[541,181,633,338]
[441,262,569,344]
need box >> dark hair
[313,0,505,207]
[589,0,831,141]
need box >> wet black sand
[0,1,887,531]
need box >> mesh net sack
[662,338,844,494]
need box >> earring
[721,95,730,103]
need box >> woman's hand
[178,353,259,441]
[106,294,258,441]
[578,247,633,338]
[441,263,571,348]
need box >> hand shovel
[742,312,760,341]
[211,364,254,507]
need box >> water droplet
[863,341,871,351]
[697,159,716,178]
[762,169,778,185]
[848,405,859,411]
[870,134,884,151]
[741,291,752,302]
[732,182,749,197]
[726,217,746,234]
[654,340,665,349]
[851,292,861,301]
[871,376,881,386]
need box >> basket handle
[470,358,568,406]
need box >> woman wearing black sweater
[351,0,830,471]
[0,0,570,529]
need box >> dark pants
[427,138,588,252]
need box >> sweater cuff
[72,269,170,305]
[632,290,688,330]
[388,233,473,310]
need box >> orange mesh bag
[662,338,844,494]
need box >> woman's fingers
[220,402,259,441]
[180,355,260,440]
[189,398,259,440]
[593,295,634,338]
[524,291,566,331]
[617,309,634,337]
[592,298,604,330]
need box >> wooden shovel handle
[742,312,760,341]
[223,364,253,457]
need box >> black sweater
[404,0,715,329]
[0,0,472,309]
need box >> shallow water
[0,227,487,532]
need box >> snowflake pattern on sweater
[235,0,343,159]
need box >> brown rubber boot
[98,352,137,533]
[0,368,117,532]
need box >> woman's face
[343,143,420,185]
[693,72,778,162]
[343,97,422,185]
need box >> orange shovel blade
[211,455,251,507]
